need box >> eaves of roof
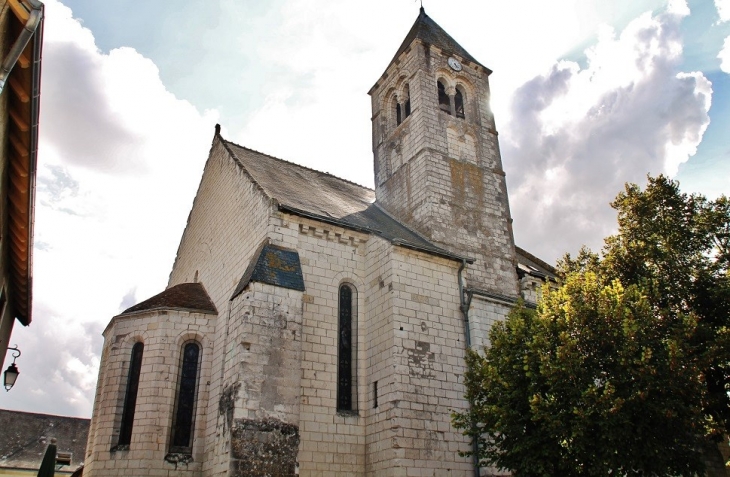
[2,0,44,326]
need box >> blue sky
[1,0,728,417]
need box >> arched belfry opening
[437,81,451,114]
[455,87,465,119]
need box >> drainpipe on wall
[457,259,479,477]
[0,0,44,92]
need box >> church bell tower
[369,8,518,297]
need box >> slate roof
[222,139,469,262]
[0,409,89,473]
[121,282,217,315]
[390,7,487,71]
[515,246,557,280]
[222,138,556,276]
[232,243,305,299]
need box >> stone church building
[84,8,556,476]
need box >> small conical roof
[121,282,217,315]
[389,7,487,70]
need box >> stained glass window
[118,342,143,447]
[170,342,200,452]
[337,285,353,411]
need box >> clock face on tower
[447,57,462,71]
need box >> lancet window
[170,341,201,453]
[117,341,144,447]
[337,284,355,411]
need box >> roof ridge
[221,138,374,193]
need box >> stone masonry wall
[168,137,273,312]
[378,247,473,475]
[166,136,273,476]
[363,237,398,475]
[273,212,370,476]
[220,282,304,477]
[85,309,215,477]
[371,39,519,305]
[271,212,476,475]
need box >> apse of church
[84,8,554,477]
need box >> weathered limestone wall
[216,282,304,477]
[363,237,398,474]
[274,212,370,475]
[168,137,273,312]
[85,309,215,477]
[467,296,513,350]
[377,247,473,475]
[269,212,476,475]
[371,39,518,303]
[166,136,274,476]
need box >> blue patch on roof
[232,244,305,299]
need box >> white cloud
[720,36,730,73]
[504,4,711,263]
[716,0,730,22]
[1,0,218,417]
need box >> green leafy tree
[454,176,729,476]
[454,276,706,476]
[561,176,730,438]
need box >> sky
[0,0,728,418]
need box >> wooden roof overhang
[2,0,43,326]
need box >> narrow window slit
[338,284,354,411]
[118,342,144,448]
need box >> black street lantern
[3,345,21,391]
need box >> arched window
[404,84,411,119]
[438,81,451,114]
[118,342,144,448]
[455,87,465,119]
[337,284,355,411]
[396,102,402,126]
[170,341,201,453]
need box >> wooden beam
[13,258,28,278]
[17,48,31,69]
[10,213,27,233]
[8,75,29,102]
[8,188,26,210]
[10,175,28,194]
[8,0,30,22]
[9,155,29,178]
[9,107,29,131]
[9,134,29,157]
[9,220,27,245]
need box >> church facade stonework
[84,9,553,476]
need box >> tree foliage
[562,176,730,438]
[454,176,729,476]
